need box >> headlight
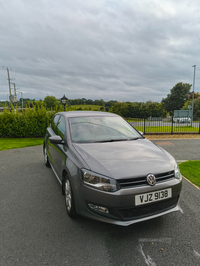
[174,162,181,179]
[82,169,120,192]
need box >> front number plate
[135,188,172,206]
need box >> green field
[69,104,104,111]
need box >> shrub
[0,104,55,138]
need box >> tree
[44,96,58,109]
[111,102,130,117]
[111,101,167,118]
[161,82,192,115]
[183,96,200,120]
[193,98,200,119]
[105,100,117,108]
[188,92,200,100]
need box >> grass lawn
[179,160,200,188]
[135,126,198,133]
[0,138,44,151]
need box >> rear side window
[57,116,66,138]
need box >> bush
[0,104,55,137]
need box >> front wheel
[64,176,78,218]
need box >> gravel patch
[145,134,200,140]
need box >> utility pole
[6,68,13,105]
[21,92,23,109]
[10,82,17,103]
[192,65,196,123]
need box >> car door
[50,115,67,180]
[48,114,60,168]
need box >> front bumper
[73,176,182,226]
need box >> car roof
[57,111,119,118]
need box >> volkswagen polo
[43,111,182,226]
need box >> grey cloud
[0,0,199,103]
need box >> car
[43,111,182,226]
[173,117,191,123]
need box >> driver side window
[57,116,66,138]
[51,115,60,134]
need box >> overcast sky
[0,0,199,102]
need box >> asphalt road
[1,142,200,266]
[151,139,200,161]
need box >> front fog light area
[88,203,109,214]
[82,169,120,192]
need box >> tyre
[64,176,78,218]
[44,146,50,167]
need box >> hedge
[0,104,55,138]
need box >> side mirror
[49,135,64,144]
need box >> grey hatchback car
[43,111,182,226]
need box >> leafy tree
[188,92,200,100]
[161,82,192,115]
[105,100,117,108]
[193,98,200,119]
[44,95,58,109]
[86,99,94,105]
[111,102,130,117]
[111,101,167,118]
[183,97,200,120]
[0,101,9,107]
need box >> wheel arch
[62,169,78,217]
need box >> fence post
[171,116,173,135]
[199,119,200,134]
[144,117,146,135]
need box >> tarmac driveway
[1,141,200,266]
[151,139,200,161]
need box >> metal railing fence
[125,116,200,135]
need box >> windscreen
[69,116,141,143]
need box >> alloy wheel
[65,179,72,212]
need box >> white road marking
[139,244,156,266]
[194,250,200,259]
[179,207,184,214]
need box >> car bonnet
[73,139,175,179]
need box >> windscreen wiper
[94,138,129,143]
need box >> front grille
[118,196,179,220]
[117,170,175,188]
